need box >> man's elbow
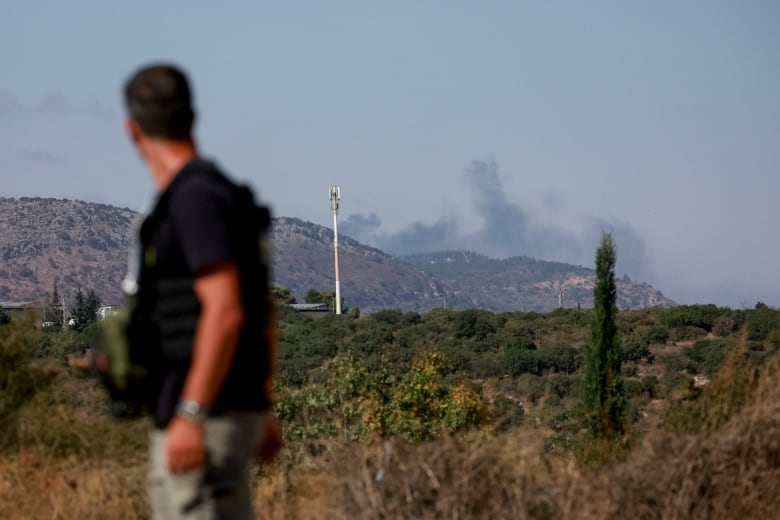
[222,303,245,334]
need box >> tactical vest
[129,177,273,412]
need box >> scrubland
[1,304,778,519]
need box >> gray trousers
[149,412,266,520]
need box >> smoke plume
[342,160,654,280]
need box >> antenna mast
[550,282,567,309]
[329,186,342,314]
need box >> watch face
[177,400,207,422]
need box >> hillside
[403,251,675,312]
[0,198,673,312]
[272,217,446,312]
[0,197,136,304]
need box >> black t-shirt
[140,158,271,429]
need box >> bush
[29,328,84,359]
[669,326,707,342]
[746,308,779,342]
[502,346,543,376]
[661,305,722,331]
[641,375,659,398]
[277,352,491,445]
[455,309,496,340]
[712,316,736,337]
[538,344,583,374]
[643,325,670,345]
[623,341,651,363]
[684,339,735,377]
[0,320,50,449]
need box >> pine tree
[46,282,64,329]
[582,233,626,438]
[70,288,101,331]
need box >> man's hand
[166,417,205,474]
[255,413,283,464]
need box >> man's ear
[125,118,142,145]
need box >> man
[123,63,282,519]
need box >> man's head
[124,64,195,141]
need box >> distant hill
[0,198,674,312]
[402,251,675,312]
[0,197,136,304]
[271,217,446,312]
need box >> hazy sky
[1,1,778,307]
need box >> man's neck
[143,139,198,191]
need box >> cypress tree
[46,282,64,328]
[582,233,626,438]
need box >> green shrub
[502,346,542,376]
[683,339,735,377]
[0,320,50,449]
[538,344,583,374]
[623,341,651,362]
[669,326,707,342]
[643,325,670,345]
[746,308,779,342]
[455,309,496,340]
[30,328,83,359]
[661,304,722,331]
[641,375,659,398]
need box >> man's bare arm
[165,261,243,474]
[181,261,244,408]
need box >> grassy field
[1,309,778,519]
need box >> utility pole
[329,186,342,315]
[550,283,567,309]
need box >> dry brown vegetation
[2,302,779,520]
[1,343,777,519]
[257,348,779,519]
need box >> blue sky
[1,1,778,307]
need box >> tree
[0,306,10,326]
[304,288,344,313]
[70,288,101,332]
[304,288,325,304]
[45,282,64,328]
[271,286,297,304]
[582,233,626,438]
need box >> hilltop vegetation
[403,250,674,311]
[1,302,777,518]
[0,198,671,312]
[0,197,136,303]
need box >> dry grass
[0,452,148,519]
[2,339,778,518]
[253,351,780,520]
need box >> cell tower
[329,186,342,314]
[550,282,567,309]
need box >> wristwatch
[176,399,209,424]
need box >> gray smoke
[462,159,581,260]
[340,212,382,238]
[342,159,654,278]
[583,217,655,282]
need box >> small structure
[98,305,119,319]
[0,301,45,324]
[289,303,331,319]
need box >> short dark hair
[124,64,195,140]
